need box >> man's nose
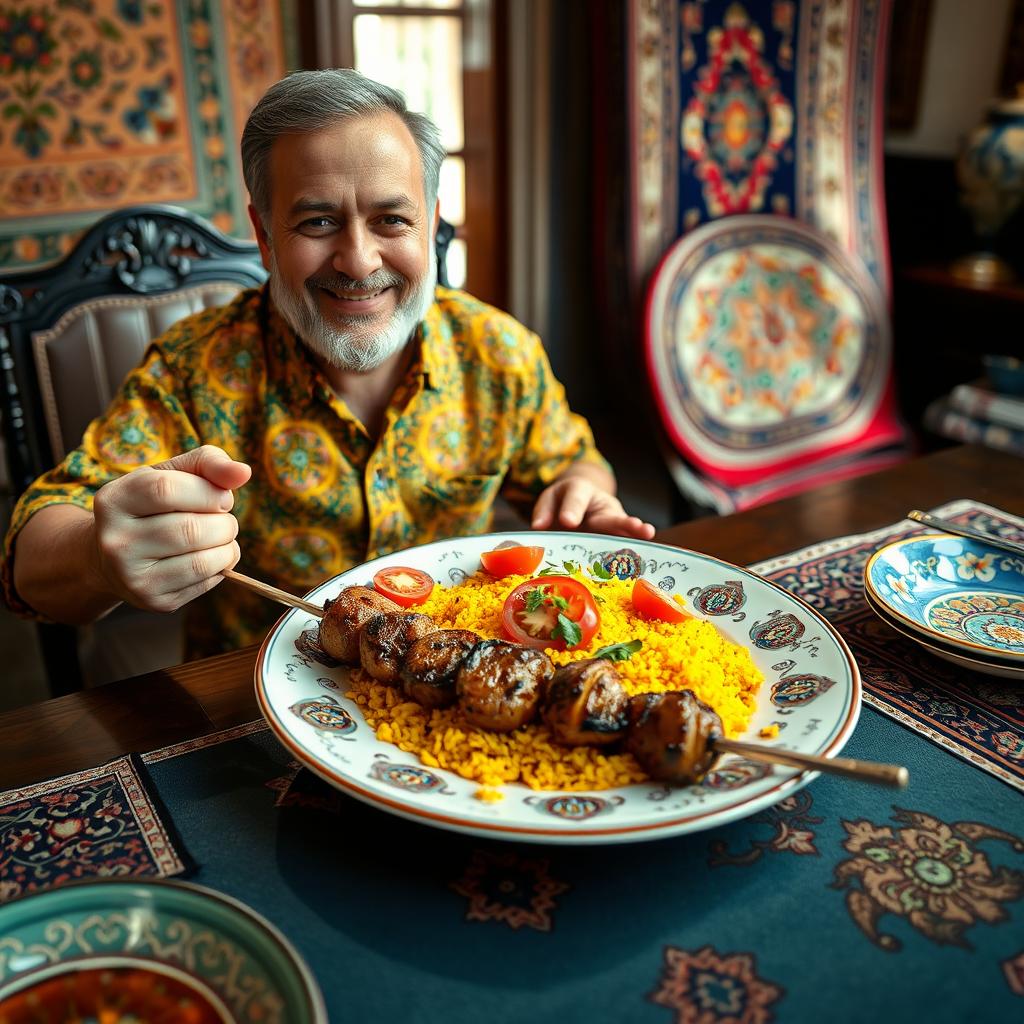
[332,224,382,281]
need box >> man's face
[251,112,439,372]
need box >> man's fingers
[138,540,241,613]
[552,480,591,528]
[107,467,239,517]
[581,513,657,540]
[530,487,558,529]
[125,511,239,560]
[152,445,252,493]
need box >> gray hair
[241,68,445,222]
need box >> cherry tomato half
[479,544,545,577]
[631,578,694,624]
[373,566,435,607]
[500,575,600,651]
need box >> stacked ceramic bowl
[0,879,327,1022]
[864,533,1024,680]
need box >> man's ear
[431,198,440,238]
[248,203,273,272]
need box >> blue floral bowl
[863,533,1024,662]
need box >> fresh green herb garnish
[553,613,583,648]
[562,560,581,574]
[589,560,614,580]
[524,587,548,612]
[593,639,643,662]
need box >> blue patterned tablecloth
[2,501,1023,1023]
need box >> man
[2,69,654,659]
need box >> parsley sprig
[594,639,643,662]
[554,613,583,648]
[537,559,616,582]
[521,583,585,648]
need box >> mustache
[306,270,406,293]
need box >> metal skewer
[906,510,1024,559]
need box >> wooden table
[2,442,1019,791]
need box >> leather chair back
[33,285,244,464]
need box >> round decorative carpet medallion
[645,216,897,482]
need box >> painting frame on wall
[0,0,297,271]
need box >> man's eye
[379,215,407,227]
[298,217,334,232]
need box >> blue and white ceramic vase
[953,90,1024,284]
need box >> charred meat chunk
[400,629,480,709]
[359,611,437,685]
[318,586,401,663]
[542,659,630,746]
[456,639,554,732]
[625,690,723,784]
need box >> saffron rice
[345,573,763,792]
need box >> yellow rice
[345,572,764,791]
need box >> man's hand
[530,464,656,540]
[91,445,252,613]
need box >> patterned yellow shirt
[2,285,608,657]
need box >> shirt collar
[416,290,457,392]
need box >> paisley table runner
[0,753,193,902]
[752,498,1024,792]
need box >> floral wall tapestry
[0,0,293,270]
[627,0,892,303]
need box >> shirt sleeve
[1,345,201,619]
[502,331,612,502]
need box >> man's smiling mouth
[321,287,388,301]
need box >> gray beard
[270,256,437,373]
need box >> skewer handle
[222,568,324,618]
[714,737,909,788]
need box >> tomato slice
[631,578,693,623]
[500,575,600,651]
[373,566,435,607]
[479,544,545,577]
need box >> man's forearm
[12,505,122,624]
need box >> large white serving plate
[255,532,861,844]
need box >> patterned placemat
[753,499,1024,792]
[0,754,193,903]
